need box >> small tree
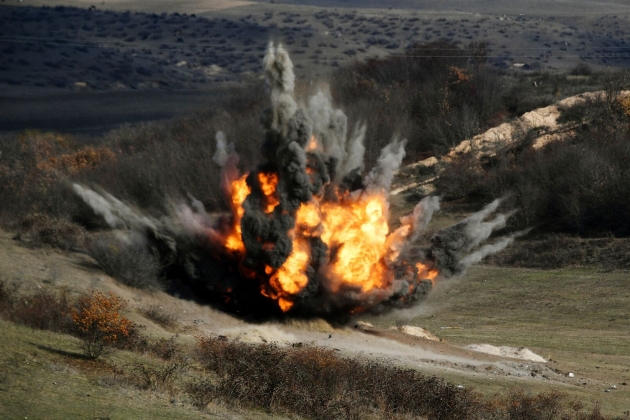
[71,291,133,359]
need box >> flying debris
[74,43,523,318]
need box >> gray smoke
[386,196,441,262]
[263,42,298,136]
[458,232,526,268]
[431,199,521,276]
[364,138,407,192]
[72,44,525,318]
[308,89,348,175]
[403,195,442,240]
[73,184,156,232]
[341,123,366,176]
[212,131,230,167]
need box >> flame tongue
[69,43,520,318]
[320,193,391,292]
[224,175,250,252]
[258,172,280,214]
[212,43,441,314]
[266,237,311,311]
[219,157,432,312]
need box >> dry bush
[486,234,630,270]
[332,41,504,163]
[185,377,217,409]
[504,389,565,419]
[0,282,75,333]
[0,279,14,318]
[42,145,115,175]
[16,213,86,250]
[70,290,134,359]
[87,232,162,290]
[0,87,263,227]
[0,131,112,224]
[478,390,624,420]
[194,336,477,419]
[140,304,178,329]
[128,359,188,393]
[6,286,74,333]
[148,335,183,361]
[76,99,263,215]
[438,78,630,236]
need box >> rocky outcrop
[391,90,630,196]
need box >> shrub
[185,377,217,408]
[128,359,188,392]
[16,213,86,250]
[437,83,630,235]
[0,281,73,332]
[194,336,478,419]
[6,286,74,333]
[148,335,182,360]
[0,279,13,317]
[570,62,593,76]
[331,40,504,163]
[140,304,178,329]
[71,290,134,359]
[87,232,162,290]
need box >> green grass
[0,320,285,420]
[365,264,630,415]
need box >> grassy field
[365,264,630,414]
[0,319,288,420]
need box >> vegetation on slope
[1,281,627,419]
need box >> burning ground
[73,43,524,318]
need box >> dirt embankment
[391,90,630,197]
[0,229,562,387]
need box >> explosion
[73,43,524,317]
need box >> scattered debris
[391,325,440,341]
[354,321,376,331]
[465,344,547,362]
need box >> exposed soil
[0,229,571,389]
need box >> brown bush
[140,304,178,329]
[194,336,478,419]
[86,232,162,290]
[128,359,188,393]
[148,335,182,361]
[0,279,14,317]
[71,290,134,359]
[185,376,217,409]
[7,286,74,333]
[16,213,86,250]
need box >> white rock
[568,372,574,378]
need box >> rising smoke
[73,43,522,318]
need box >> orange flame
[416,262,439,284]
[225,174,250,252]
[305,135,319,152]
[222,166,439,312]
[258,172,280,214]
[267,237,311,311]
[319,193,391,292]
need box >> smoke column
[73,44,523,318]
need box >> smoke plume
[73,44,522,318]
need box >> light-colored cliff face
[391,90,630,197]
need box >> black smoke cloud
[73,43,523,318]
